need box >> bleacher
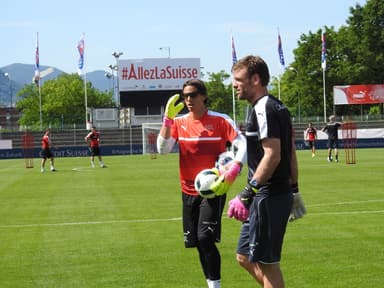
[0,126,143,149]
[1,120,383,150]
[293,120,384,140]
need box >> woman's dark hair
[183,79,207,96]
[182,79,208,104]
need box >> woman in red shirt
[305,122,318,157]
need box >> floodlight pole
[4,73,12,108]
[288,67,300,124]
[112,52,123,108]
[105,72,113,92]
[108,64,117,101]
[159,46,171,58]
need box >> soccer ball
[194,168,219,199]
[215,151,235,174]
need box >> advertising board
[118,58,200,92]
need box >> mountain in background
[0,63,111,107]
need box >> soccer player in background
[228,55,305,287]
[305,122,318,157]
[157,79,247,288]
[40,128,56,172]
[85,126,106,168]
[322,115,341,162]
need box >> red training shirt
[171,110,238,195]
[85,131,100,147]
[41,135,50,149]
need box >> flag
[231,35,237,65]
[34,33,40,84]
[278,32,285,69]
[77,34,85,75]
[321,32,326,70]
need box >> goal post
[142,123,162,158]
[341,121,357,164]
[22,132,34,168]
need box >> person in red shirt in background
[85,126,106,168]
[40,128,56,172]
[157,79,247,288]
[305,122,318,157]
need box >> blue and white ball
[194,169,219,199]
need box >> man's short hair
[232,55,270,87]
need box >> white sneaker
[41,168,44,173]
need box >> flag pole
[231,34,238,125]
[84,68,88,126]
[82,33,88,127]
[39,78,42,130]
[322,68,326,122]
[77,33,88,128]
[321,31,327,122]
[277,29,285,100]
[35,32,43,130]
[231,83,236,125]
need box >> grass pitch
[0,148,383,287]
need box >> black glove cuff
[291,183,299,194]
[249,179,260,190]
[238,186,256,208]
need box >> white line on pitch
[1,209,384,229]
[306,199,384,207]
[71,167,94,172]
[307,210,384,216]
[0,217,182,229]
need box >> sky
[1,0,366,80]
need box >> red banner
[334,84,384,105]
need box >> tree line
[16,0,383,128]
[208,0,384,123]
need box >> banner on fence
[334,84,384,105]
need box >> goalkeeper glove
[289,183,306,222]
[227,181,258,222]
[209,175,230,196]
[210,162,241,196]
[223,161,241,183]
[163,94,185,127]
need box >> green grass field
[0,148,383,287]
